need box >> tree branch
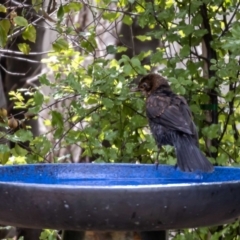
[219,1,240,39]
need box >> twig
[0,49,53,55]
[81,1,138,16]
[7,6,59,40]
[0,54,41,63]
[44,104,103,159]
[0,64,27,76]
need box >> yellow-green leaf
[0,152,9,164]
[18,43,31,54]
[53,38,69,51]
[117,46,127,53]
[63,2,82,13]
[22,25,36,42]
[0,4,6,13]
[136,35,151,41]
[0,144,10,164]
[0,19,10,47]
[14,16,28,27]
[123,15,133,26]
[102,12,120,22]
[0,19,10,32]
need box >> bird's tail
[174,134,213,172]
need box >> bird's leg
[155,146,162,169]
[174,147,178,170]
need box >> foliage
[40,229,59,240]
[0,0,240,239]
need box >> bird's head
[137,73,170,97]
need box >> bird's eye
[142,82,150,89]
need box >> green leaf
[202,124,220,139]
[102,12,120,21]
[57,4,64,20]
[63,2,82,13]
[106,45,117,54]
[51,110,64,128]
[231,25,240,38]
[32,0,42,12]
[18,43,31,54]
[22,25,36,42]
[123,15,133,25]
[12,144,28,156]
[53,38,69,51]
[191,14,202,25]
[86,97,98,104]
[39,74,51,86]
[40,229,56,240]
[178,85,186,94]
[81,40,92,54]
[178,24,194,37]
[123,64,132,75]
[151,51,163,64]
[40,230,49,240]
[0,144,9,153]
[14,16,28,27]
[13,129,33,142]
[31,136,51,156]
[0,4,6,12]
[131,57,141,67]
[194,29,208,37]
[104,130,117,141]
[0,19,10,47]
[102,98,114,108]
[179,45,190,57]
[81,39,96,53]
[216,153,228,165]
[225,91,235,102]
[34,91,44,105]
[54,127,64,138]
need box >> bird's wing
[177,96,199,144]
[146,94,193,135]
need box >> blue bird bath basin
[0,163,239,231]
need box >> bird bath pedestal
[0,163,240,240]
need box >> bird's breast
[148,120,173,146]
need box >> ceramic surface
[0,164,239,231]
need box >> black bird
[137,73,213,172]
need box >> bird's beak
[130,87,140,92]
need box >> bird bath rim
[0,163,240,231]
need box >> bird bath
[0,163,240,232]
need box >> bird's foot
[154,159,159,170]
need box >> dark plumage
[138,73,213,172]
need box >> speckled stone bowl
[0,163,239,231]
